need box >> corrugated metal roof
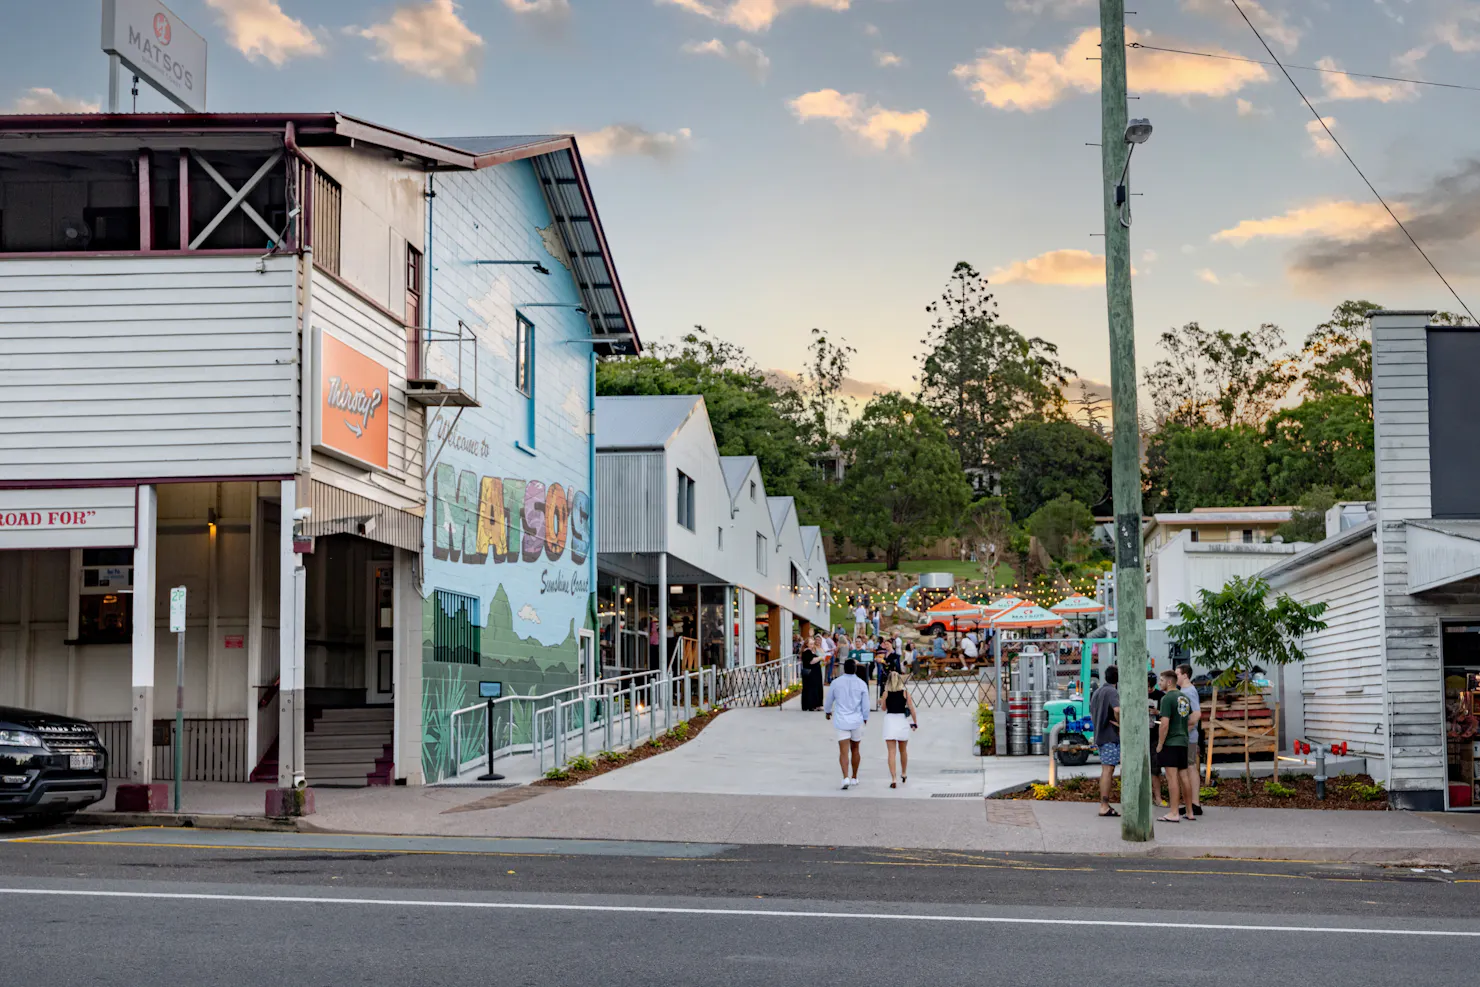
[595,395,701,450]
[436,134,564,154]
[720,456,757,500]
[767,496,794,536]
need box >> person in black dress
[800,635,826,711]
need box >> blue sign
[479,681,503,699]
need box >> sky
[6,0,1480,398]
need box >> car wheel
[1056,733,1091,767]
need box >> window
[1189,530,1200,543]
[676,470,696,531]
[749,480,757,501]
[515,314,534,397]
[756,533,768,575]
[790,564,800,595]
[717,526,724,550]
[78,548,134,644]
[312,170,342,275]
[1242,529,1254,544]
[405,245,423,326]
[433,590,481,664]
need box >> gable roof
[595,395,702,451]
[801,525,822,561]
[720,456,757,502]
[767,496,795,537]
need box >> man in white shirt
[818,633,837,683]
[961,632,979,669]
[825,658,871,789]
[853,603,868,637]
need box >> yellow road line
[3,826,149,843]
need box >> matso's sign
[102,0,207,112]
[314,330,392,472]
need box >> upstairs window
[790,564,800,595]
[749,480,757,501]
[676,471,696,531]
[405,245,423,326]
[1242,529,1254,544]
[1189,530,1200,543]
[515,314,534,397]
[756,534,768,575]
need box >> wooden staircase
[249,707,395,787]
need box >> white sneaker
[848,777,859,788]
[841,778,852,790]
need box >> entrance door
[1443,624,1480,810]
[365,561,395,705]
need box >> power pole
[1099,0,1153,842]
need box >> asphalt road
[4,823,1480,986]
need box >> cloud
[205,0,323,65]
[6,88,99,114]
[503,0,571,25]
[1315,57,1417,102]
[1437,6,1480,52]
[862,21,880,36]
[873,50,904,68]
[1236,98,1268,116]
[1005,0,1092,13]
[1179,0,1302,53]
[1196,268,1220,284]
[788,89,928,150]
[355,0,484,84]
[577,124,693,161]
[952,27,1267,112]
[1214,200,1407,244]
[517,604,541,624]
[990,249,1122,286]
[1305,116,1338,156]
[682,38,770,80]
[1283,162,1480,282]
[658,0,850,32]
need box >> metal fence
[902,670,997,709]
[714,656,800,707]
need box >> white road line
[0,887,1475,938]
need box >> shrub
[1199,786,1219,802]
[1030,783,1060,801]
[1264,780,1297,798]
[669,721,690,741]
[1349,780,1386,802]
[1060,775,1091,794]
[544,767,570,781]
[567,754,596,772]
[648,736,664,748]
[599,750,628,763]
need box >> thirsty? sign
[102,0,207,112]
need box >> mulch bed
[532,707,728,788]
[995,772,1390,810]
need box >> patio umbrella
[991,603,1067,629]
[924,594,986,618]
[1050,595,1105,615]
[983,596,1024,615]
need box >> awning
[1408,520,1480,593]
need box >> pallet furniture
[1202,685,1280,785]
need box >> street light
[1116,117,1152,227]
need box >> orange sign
[317,331,390,470]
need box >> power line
[1128,41,1480,94]
[1227,0,1477,324]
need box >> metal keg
[1028,690,1048,754]
[1007,691,1031,756]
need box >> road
[4,822,1479,986]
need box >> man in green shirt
[1155,669,1195,823]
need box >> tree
[917,262,1074,489]
[1026,495,1094,560]
[597,327,820,516]
[962,496,1015,574]
[795,327,856,451]
[1168,576,1328,690]
[1300,299,1379,400]
[998,419,1112,520]
[1264,393,1374,505]
[1275,486,1338,544]
[839,394,972,570]
[1144,423,1271,512]
[1144,322,1298,428]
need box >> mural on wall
[418,158,598,784]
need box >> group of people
[849,598,883,638]
[797,633,920,789]
[1088,662,1204,822]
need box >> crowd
[1088,662,1204,821]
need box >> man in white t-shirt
[961,632,979,668]
[853,603,868,637]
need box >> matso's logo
[153,12,171,44]
[327,377,384,439]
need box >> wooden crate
[1203,686,1280,784]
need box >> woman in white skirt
[881,671,919,789]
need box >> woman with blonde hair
[881,670,919,788]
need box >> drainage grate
[931,792,986,798]
[430,782,522,789]
[938,769,983,774]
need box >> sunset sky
[7,0,1479,396]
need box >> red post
[178,152,190,249]
[138,150,153,251]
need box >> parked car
[0,706,109,820]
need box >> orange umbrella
[1050,595,1105,615]
[925,594,986,617]
[991,604,1067,629]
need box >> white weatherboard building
[595,395,830,674]
[1262,310,1480,811]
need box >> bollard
[1315,743,1326,800]
[1047,720,1066,787]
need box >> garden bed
[993,771,1389,810]
[532,707,727,787]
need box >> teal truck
[1043,638,1116,766]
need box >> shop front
[1443,624,1480,809]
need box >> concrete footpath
[68,704,1480,866]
